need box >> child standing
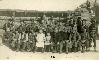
[45,33,51,52]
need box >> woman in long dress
[36,29,45,53]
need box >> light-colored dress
[36,33,45,48]
[45,36,51,45]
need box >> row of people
[3,28,92,54]
[2,17,97,54]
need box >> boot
[69,48,71,53]
[66,52,68,54]
[59,51,62,54]
[59,47,62,54]
[35,46,38,51]
[86,48,88,52]
[21,49,25,52]
[81,46,85,53]
[94,47,97,52]
[27,49,31,52]
[52,49,54,53]
[74,47,76,53]
[55,46,57,53]
[16,49,19,52]
[49,47,50,52]
[41,48,44,53]
[66,50,68,54]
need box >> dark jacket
[17,25,26,33]
[63,32,70,40]
[29,34,36,42]
[53,32,60,43]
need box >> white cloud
[0,0,87,11]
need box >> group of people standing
[2,15,97,54]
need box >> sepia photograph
[0,0,99,60]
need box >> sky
[0,0,87,11]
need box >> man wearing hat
[52,28,59,53]
[57,27,64,54]
[58,27,70,54]
[63,29,70,54]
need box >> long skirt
[36,41,44,48]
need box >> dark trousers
[44,45,51,52]
[16,41,21,51]
[59,40,69,53]
[28,41,35,51]
[51,42,58,52]
[81,43,86,52]
[22,42,29,50]
[72,41,78,53]
[78,41,81,51]
[93,38,96,48]
[10,40,17,47]
[85,40,90,51]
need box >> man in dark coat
[58,28,64,54]
[69,30,81,53]
[52,28,59,53]
[63,29,70,54]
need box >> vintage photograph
[0,0,99,60]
